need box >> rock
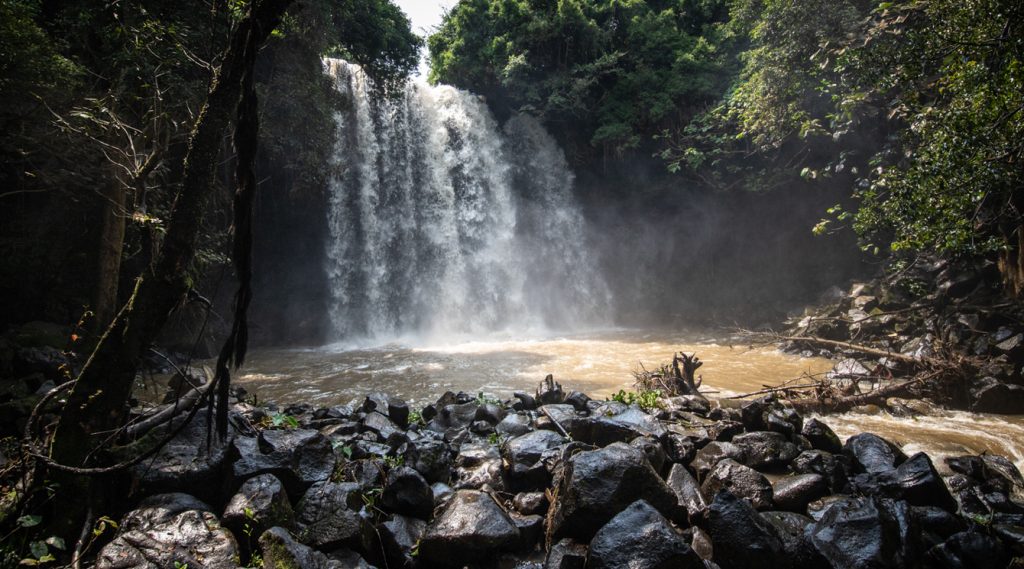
[418,490,520,567]
[800,418,843,454]
[504,429,565,489]
[96,493,238,569]
[732,431,799,470]
[546,538,587,569]
[829,358,873,380]
[453,442,506,491]
[691,442,747,480]
[131,414,233,505]
[792,450,850,493]
[475,402,506,425]
[630,436,667,474]
[739,399,770,431]
[379,514,427,569]
[564,391,591,412]
[294,481,364,550]
[513,392,537,411]
[760,511,828,569]
[497,413,533,437]
[223,474,294,544]
[437,401,480,430]
[510,512,544,549]
[926,531,1011,569]
[705,419,744,442]
[514,492,548,516]
[537,375,565,405]
[704,491,789,569]
[809,497,919,569]
[971,383,1024,414]
[233,428,336,497]
[546,442,677,543]
[844,432,907,474]
[852,452,957,512]
[381,466,434,520]
[259,526,345,569]
[587,500,703,569]
[664,432,698,465]
[572,406,667,446]
[405,436,451,484]
[772,474,828,513]
[666,463,708,524]
[363,411,401,441]
[701,458,774,510]
[913,506,966,548]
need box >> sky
[394,0,459,76]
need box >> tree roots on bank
[733,332,978,413]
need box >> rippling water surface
[236,329,1024,471]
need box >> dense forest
[0,0,1022,567]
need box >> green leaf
[45,536,66,551]
[17,515,42,528]
[29,541,48,560]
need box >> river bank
[85,374,1024,568]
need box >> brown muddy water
[234,329,1024,471]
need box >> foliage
[428,0,739,156]
[610,389,662,411]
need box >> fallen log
[784,371,941,414]
[779,335,927,365]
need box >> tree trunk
[46,0,293,538]
[92,179,126,334]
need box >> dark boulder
[259,526,347,569]
[381,466,434,520]
[971,383,1024,414]
[294,481,365,550]
[701,458,774,510]
[844,433,907,474]
[514,492,548,516]
[96,493,238,569]
[363,411,402,441]
[692,442,747,481]
[363,392,410,429]
[704,490,789,569]
[926,531,1011,569]
[379,514,427,569]
[537,375,565,405]
[630,436,667,474]
[666,463,708,524]
[504,429,565,489]
[809,497,919,569]
[233,428,336,497]
[761,511,829,569]
[418,490,520,567]
[852,452,957,512]
[772,474,828,513]
[564,391,591,412]
[587,500,703,569]
[546,538,587,569]
[405,435,452,484]
[801,418,843,454]
[131,415,233,505]
[453,442,506,491]
[223,474,294,544]
[497,413,533,437]
[792,450,850,493]
[546,442,676,543]
[475,402,506,425]
[732,431,800,470]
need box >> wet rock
[829,358,873,380]
[233,428,336,497]
[366,393,410,429]
[496,413,533,437]
[223,474,294,543]
[704,491,789,569]
[504,429,565,489]
[664,432,698,465]
[381,466,434,520]
[701,458,774,510]
[732,431,799,470]
[971,383,1024,414]
[926,531,1011,569]
[853,452,957,512]
[587,500,703,569]
[772,474,828,513]
[513,492,548,516]
[630,436,667,474]
[792,449,850,493]
[418,490,520,567]
[760,511,828,569]
[546,538,587,569]
[259,526,345,569]
[96,493,238,569]
[666,395,711,415]
[438,401,480,430]
[564,391,591,412]
[666,463,708,523]
[571,406,666,446]
[454,442,506,491]
[801,418,843,454]
[294,481,364,550]
[476,402,506,425]
[363,411,402,441]
[537,375,565,405]
[131,414,234,506]
[513,392,537,411]
[809,497,919,569]
[405,436,451,484]
[705,419,744,442]
[510,512,544,549]
[740,399,770,431]
[692,442,747,480]
[844,432,907,474]
[547,442,676,542]
[913,506,966,548]
[379,514,427,569]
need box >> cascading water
[323,59,610,342]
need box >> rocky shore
[90,375,1023,569]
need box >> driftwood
[785,371,940,413]
[779,335,925,365]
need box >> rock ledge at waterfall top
[84,376,1024,569]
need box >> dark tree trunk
[46,0,293,538]
[92,178,126,334]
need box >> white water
[323,60,610,343]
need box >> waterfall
[323,59,609,342]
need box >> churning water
[323,59,610,342]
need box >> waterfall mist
[322,60,610,343]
